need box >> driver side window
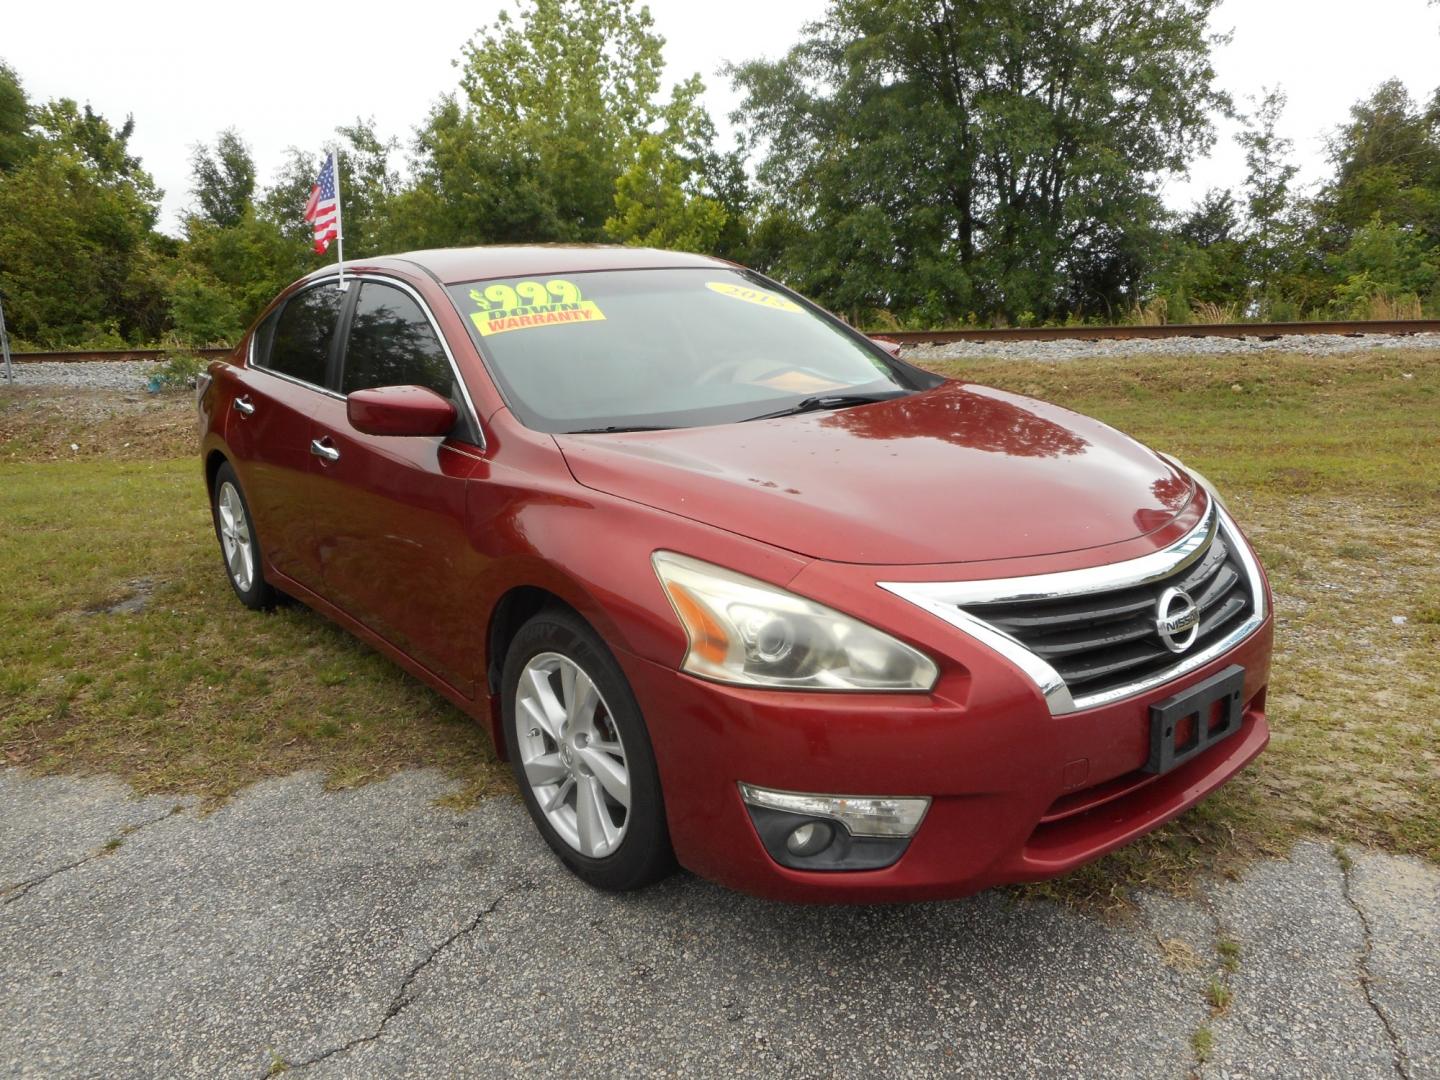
[341,282,455,398]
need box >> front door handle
[309,437,340,463]
[233,395,256,417]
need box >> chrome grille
[879,503,1268,715]
[961,529,1253,699]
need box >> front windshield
[445,268,931,432]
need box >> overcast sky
[4,0,1438,234]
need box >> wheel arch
[204,448,229,498]
[484,585,586,757]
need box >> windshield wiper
[741,390,910,423]
[563,424,673,434]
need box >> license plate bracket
[1144,664,1246,775]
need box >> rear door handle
[233,395,256,417]
[309,437,340,463]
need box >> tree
[171,129,295,343]
[1307,80,1440,317]
[0,60,31,172]
[170,149,314,344]
[1329,215,1440,317]
[606,77,731,253]
[31,99,155,195]
[607,134,728,252]
[1146,190,1249,319]
[454,0,664,239]
[166,208,315,344]
[385,96,563,250]
[0,97,165,344]
[167,120,404,343]
[190,129,256,229]
[393,0,714,249]
[1236,87,1299,303]
[1318,80,1440,249]
[729,0,1229,324]
[331,119,401,257]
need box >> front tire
[502,608,673,891]
[210,461,277,611]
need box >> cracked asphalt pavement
[2,769,1435,1079]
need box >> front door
[306,279,488,696]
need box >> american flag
[303,153,339,254]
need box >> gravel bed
[3,360,160,391]
[4,330,1438,388]
[905,330,1440,363]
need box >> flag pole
[331,145,348,291]
[0,293,13,386]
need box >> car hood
[554,381,1196,566]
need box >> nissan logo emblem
[1156,586,1200,653]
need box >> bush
[1261,297,1302,323]
[149,352,207,391]
[166,269,244,346]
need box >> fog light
[738,784,930,837]
[739,783,931,872]
[785,820,834,857]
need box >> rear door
[306,277,487,695]
[225,284,345,593]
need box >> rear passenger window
[251,308,279,366]
[268,285,342,386]
[342,283,454,397]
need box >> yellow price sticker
[468,279,607,337]
[706,281,803,313]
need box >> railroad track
[877,318,1440,345]
[9,347,234,364]
[8,318,1440,362]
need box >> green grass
[1,350,1437,901]
[1217,938,1242,973]
[927,350,1439,500]
[1206,979,1234,1012]
[0,457,503,802]
[1191,1026,1214,1063]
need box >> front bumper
[616,612,1272,903]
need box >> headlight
[651,551,939,691]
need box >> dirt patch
[0,388,197,463]
[82,578,159,616]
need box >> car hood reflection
[555,381,1196,565]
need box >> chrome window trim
[249,272,486,450]
[879,501,1267,716]
[249,356,346,401]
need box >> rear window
[266,285,343,387]
[445,268,929,432]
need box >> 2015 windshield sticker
[706,281,803,313]
[468,279,606,337]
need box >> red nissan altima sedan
[197,246,1272,902]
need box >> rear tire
[210,462,278,611]
[502,608,673,891]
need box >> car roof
[322,245,735,287]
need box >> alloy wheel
[216,481,255,593]
[515,651,631,858]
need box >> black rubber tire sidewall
[502,608,673,892]
[210,461,277,611]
